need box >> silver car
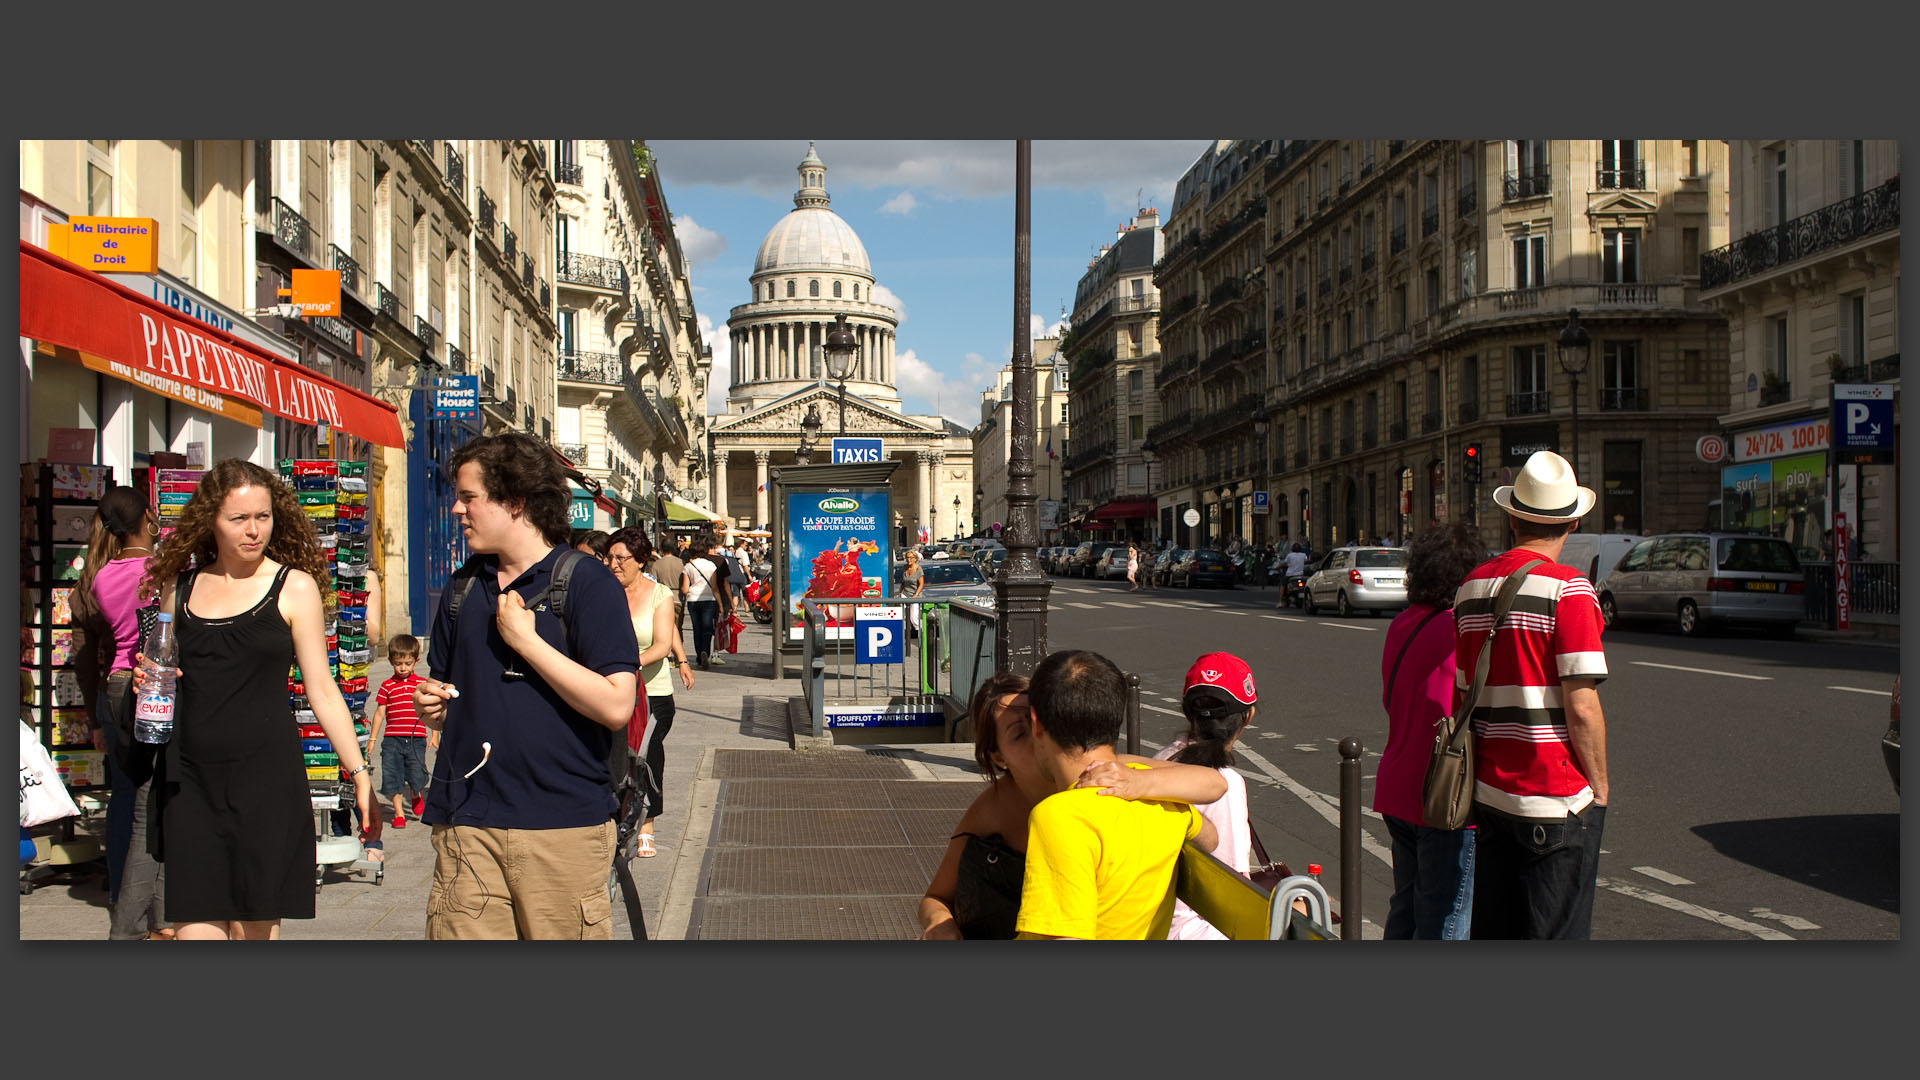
[1597,532,1803,636]
[1303,547,1408,616]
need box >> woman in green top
[607,527,693,858]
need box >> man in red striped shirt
[1452,451,1610,939]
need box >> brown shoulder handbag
[1421,559,1543,830]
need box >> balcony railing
[1423,410,1443,434]
[1294,288,1307,311]
[540,280,550,310]
[1833,353,1900,384]
[270,197,312,258]
[1339,264,1353,285]
[1360,251,1376,273]
[413,139,435,163]
[1389,420,1408,442]
[521,253,535,291]
[447,343,467,374]
[477,189,495,237]
[1596,165,1645,190]
[556,442,588,465]
[415,317,438,353]
[506,384,518,413]
[1390,225,1406,253]
[445,144,465,196]
[503,225,517,262]
[1700,178,1900,291]
[1208,277,1243,305]
[1317,274,1331,298]
[1503,166,1552,201]
[1458,186,1477,217]
[1508,391,1550,416]
[556,161,585,186]
[558,350,624,386]
[375,282,399,320]
[1599,387,1648,411]
[1458,401,1479,424]
[481,366,496,399]
[1421,206,1440,236]
[329,243,360,294]
[1759,379,1792,406]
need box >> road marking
[1632,866,1695,886]
[1105,601,1145,608]
[1293,744,1322,752]
[1141,601,1187,609]
[1321,622,1380,632]
[1595,878,1793,941]
[1630,661,1771,681]
[1749,908,1822,931]
[1064,602,1103,609]
[1142,703,1184,717]
[1230,743,1394,869]
[1828,685,1894,697]
[1218,610,1249,616]
[1262,615,1307,623]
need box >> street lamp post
[954,495,961,538]
[1251,404,1270,544]
[824,313,859,438]
[1558,308,1591,498]
[995,140,1049,676]
[795,402,822,465]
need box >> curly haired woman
[137,460,373,941]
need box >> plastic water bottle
[134,613,180,744]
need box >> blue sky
[646,140,1216,424]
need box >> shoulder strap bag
[1420,559,1545,830]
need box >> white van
[1556,532,1641,585]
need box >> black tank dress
[158,564,314,923]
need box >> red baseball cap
[1184,652,1257,707]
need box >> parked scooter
[744,575,775,624]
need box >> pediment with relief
[710,384,943,438]
[1585,191,1659,221]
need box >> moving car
[1170,548,1237,589]
[1597,532,1803,636]
[916,558,995,610]
[1302,547,1408,616]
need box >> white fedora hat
[1492,451,1596,524]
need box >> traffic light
[1464,443,1482,483]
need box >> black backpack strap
[544,548,587,624]
[445,554,491,629]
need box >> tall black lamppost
[824,313,859,437]
[995,140,1048,676]
[795,402,822,465]
[1558,309,1591,494]
[954,495,962,538]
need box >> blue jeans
[688,599,720,661]
[1470,802,1607,940]
[1384,815,1474,940]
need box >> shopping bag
[19,720,81,827]
[725,612,746,654]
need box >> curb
[658,745,722,941]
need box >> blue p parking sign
[854,605,904,664]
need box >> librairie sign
[54,217,159,273]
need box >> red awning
[1088,499,1158,522]
[19,241,405,448]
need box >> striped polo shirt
[1452,548,1608,819]
[376,672,427,738]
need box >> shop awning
[19,241,405,448]
[1089,499,1158,522]
[660,493,718,523]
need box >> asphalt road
[1037,570,1900,940]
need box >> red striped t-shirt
[376,672,427,737]
[1452,549,1608,819]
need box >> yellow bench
[1174,840,1338,940]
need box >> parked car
[1556,532,1641,585]
[1152,547,1186,586]
[1303,547,1408,616]
[973,546,1009,576]
[1067,541,1120,578]
[1885,677,1901,795]
[1170,548,1237,589]
[1597,532,1803,636]
[917,559,995,609]
[1093,548,1130,580]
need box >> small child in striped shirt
[371,634,433,829]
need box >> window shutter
[1837,142,1855,200]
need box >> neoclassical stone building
[707,144,973,538]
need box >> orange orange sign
[66,217,160,273]
[280,269,342,317]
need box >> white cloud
[895,347,1000,427]
[698,313,731,414]
[672,214,728,268]
[878,190,920,215]
[869,284,907,323]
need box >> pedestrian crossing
[1047,592,1383,630]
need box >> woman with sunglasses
[916,673,1227,940]
[605,528,693,859]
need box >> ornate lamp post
[954,495,962,538]
[1558,308,1591,492]
[995,140,1049,676]
[795,402,822,465]
[823,313,859,438]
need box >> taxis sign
[56,217,160,273]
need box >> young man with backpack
[412,432,639,940]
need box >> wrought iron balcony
[1759,379,1792,406]
[375,282,399,320]
[1503,167,1551,201]
[1361,251,1376,273]
[329,244,359,294]
[558,350,624,386]
[1389,419,1408,442]
[1390,225,1406,253]
[1422,206,1440,236]
[1339,264,1353,285]
[415,317,438,353]
[541,280,550,310]
[524,405,535,431]
[506,384,518,412]
[1422,410,1443,434]
[1700,178,1900,291]
[1458,186,1477,216]
[270,197,312,258]
[477,189,495,237]
[1595,165,1645,190]
[1458,400,1479,423]
[556,162,584,186]
[503,225,517,261]
[1208,277,1244,305]
[447,343,467,374]
[1833,353,1900,384]
[521,253,535,291]
[413,139,435,163]
[557,442,588,465]
[481,366,496,399]
[1599,387,1648,411]
[1508,391,1550,416]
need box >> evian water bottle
[134,613,180,744]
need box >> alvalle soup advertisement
[787,489,891,641]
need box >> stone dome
[752,143,873,277]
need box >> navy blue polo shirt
[422,545,639,829]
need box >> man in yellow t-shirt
[1014,650,1215,940]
